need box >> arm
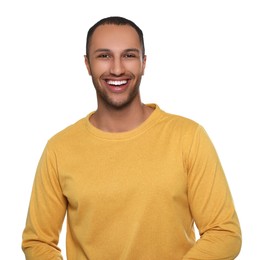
[183,126,241,260]
[22,143,67,259]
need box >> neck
[90,101,154,133]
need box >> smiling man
[85,20,153,132]
[22,16,242,260]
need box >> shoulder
[153,105,210,146]
[46,117,88,149]
[157,106,200,132]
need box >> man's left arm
[184,126,242,260]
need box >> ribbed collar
[84,104,163,140]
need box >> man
[22,16,242,259]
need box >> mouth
[105,79,129,93]
[106,80,128,86]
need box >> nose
[110,57,125,76]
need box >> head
[85,16,147,109]
[86,16,145,59]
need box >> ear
[84,55,92,75]
[142,55,147,75]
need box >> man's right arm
[22,143,67,259]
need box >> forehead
[89,24,141,53]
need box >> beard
[92,75,143,110]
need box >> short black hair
[86,16,145,58]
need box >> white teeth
[107,80,127,86]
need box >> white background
[0,0,258,259]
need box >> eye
[124,53,137,58]
[97,53,111,59]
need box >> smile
[106,80,128,86]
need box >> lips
[106,80,127,86]
[105,79,129,93]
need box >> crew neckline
[84,104,162,140]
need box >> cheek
[125,62,144,74]
[91,62,109,76]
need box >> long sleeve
[183,126,242,259]
[22,143,67,259]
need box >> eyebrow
[94,48,141,54]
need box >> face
[85,24,146,109]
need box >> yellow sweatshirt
[22,104,241,260]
